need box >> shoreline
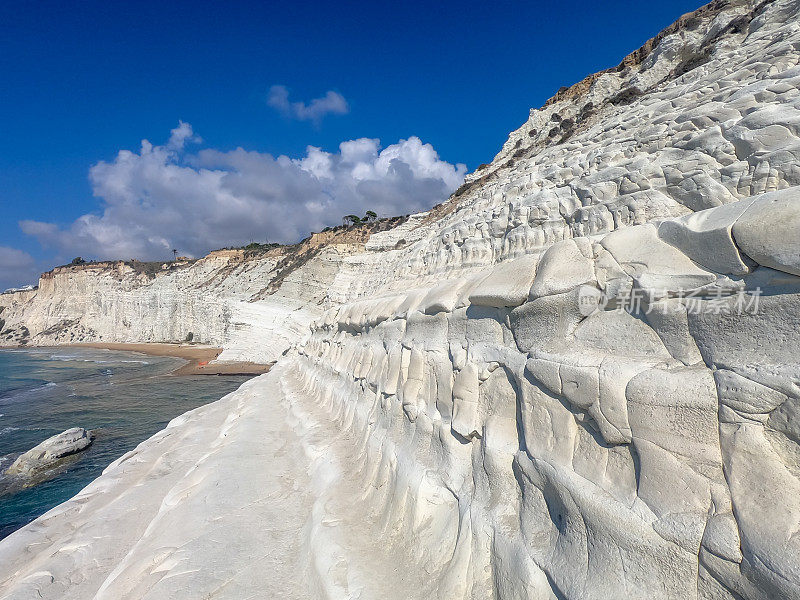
[66,343,273,376]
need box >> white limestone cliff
[1,0,800,598]
[0,226,389,363]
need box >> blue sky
[0,0,703,289]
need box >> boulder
[600,223,717,291]
[469,253,539,307]
[731,189,800,276]
[529,238,595,299]
[657,197,757,275]
[5,427,94,480]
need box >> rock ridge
[1,0,800,597]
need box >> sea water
[0,347,249,539]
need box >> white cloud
[167,120,201,149]
[267,85,349,124]
[0,246,38,291]
[20,123,466,262]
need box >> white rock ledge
[1,0,800,598]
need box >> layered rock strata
[1,0,800,598]
[291,188,800,598]
[0,227,386,363]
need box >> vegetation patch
[39,319,79,337]
[609,87,643,105]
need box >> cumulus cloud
[0,246,39,291]
[167,120,202,149]
[20,122,466,262]
[267,85,349,124]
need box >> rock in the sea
[5,427,94,480]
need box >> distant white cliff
[0,223,402,364]
[1,0,800,598]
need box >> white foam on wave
[0,382,58,404]
[47,354,150,365]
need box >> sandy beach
[69,343,273,376]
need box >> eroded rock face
[0,238,368,363]
[291,191,800,599]
[0,0,799,598]
[732,188,800,275]
[4,427,94,483]
[285,0,800,593]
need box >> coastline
[66,343,273,376]
[0,346,253,542]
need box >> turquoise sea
[0,347,248,539]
